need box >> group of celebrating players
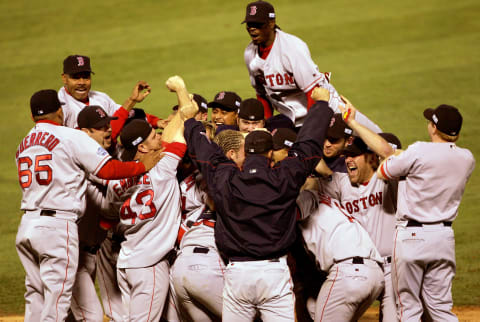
[15,1,475,322]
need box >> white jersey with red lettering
[244,29,342,126]
[296,190,384,321]
[15,120,111,322]
[58,86,121,128]
[379,141,475,321]
[318,172,396,258]
[16,121,111,221]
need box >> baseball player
[237,98,265,133]
[69,105,120,321]
[321,113,353,173]
[171,129,246,321]
[297,191,385,321]
[315,97,400,321]
[184,87,333,321]
[207,91,242,129]
[377,104,475,321]
[15,89,162,322]
[103,76,197,321]
[58,54,162,135]
[243,1,381,133]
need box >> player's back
[397,141,475,222]
[16,122,110,219]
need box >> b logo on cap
[217,92,225,100]
[250,5,257,16]
[96,107,106,118]
[76,56,85,66]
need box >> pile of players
[15,1,475,322]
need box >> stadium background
[0,0,478,316]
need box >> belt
[406,220,452,227]
[339,256,365,264]
[229,256,284,262]
[193,247,210,254]
[40,210,56,217]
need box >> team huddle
[14,1,475,322]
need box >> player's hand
[166,76,186,92]
[157,119,170,129]
[339,95,357,124]
[311,87,330,102]
[140,147,165,171]
[130,81,151,103]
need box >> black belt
[40,210,56,217]
[406,220,452,227]
[229,256,282,262]
[352,256,364,264]
[193,247,209,254]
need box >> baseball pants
[379,260,397,322]
[97,235,124,322]
[312,258,384,322]
[171,245,225,321]
[71,250,104,321]
[16,214,79,322]
[222,256,295,322]
[117,259,170,322]
[392,224,457,322]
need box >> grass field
[1,0,479,316]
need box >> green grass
[1,0,479,315]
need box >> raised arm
[338,96,394,159]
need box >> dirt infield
[1,307,479,321]
[359,306,480,321]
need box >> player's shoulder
[89,89,114,101]
[244,42,257,61]
[276,29,308,48]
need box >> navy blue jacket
[184,101,333,261]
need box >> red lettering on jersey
[39,133,48,145]
[275,73,284,85]
[142,174,151,185]
[47,138,60,151]
[265,74,275,86]
[44,135,55,148]
[334,200,355,222]
[375,192,383,205]
[34,132,43,146]
[353,200,360,212]
[360,197,368,209]
[345,202,353,214]
[368,194,377,207]
[23,135,30,150]
[284,73,294,85]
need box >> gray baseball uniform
[379,141,475,321]
[171,171,225,321]
[318,172,397,320]
[297,191,384,321]
[15,121,111,322]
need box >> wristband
[343,108,352,122]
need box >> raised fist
[165,76,186,92]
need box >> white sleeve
[380,143,419,179]
[70,131,112,175]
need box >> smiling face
[85,124,113,149]
[345,153,375,185]
[246,20,276,47]
[62,72,92,102]
[323,137,347,158]
[238,118,265,133]
[211,108,238,126]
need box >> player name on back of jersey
[16,131,60,158]
[263,72,295,87]
[344,192,383,214]
[111,174,151,197]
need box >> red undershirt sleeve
[257,94,274,119]
[306,84,320,110]
[146,113,161,129]
[111,107,129,141]
[161,141,187,158]
[96,159,146,179]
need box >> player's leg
[161,277,182,322]
[253,257,295,322]
[378,262,397,321]
[116,267,131,322]
[421,226,457,321]
[71,250,104,321]
[38,218,79,322]
[222,261,259,322]
[97,235,124,321]
[125,260,170,322]
[392,227,426,321]
[171,247,224,321]
[15,216,44,321]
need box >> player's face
[211,108,237,126]
[195,111,208,122]
[323,137,347,158]
[238,118,265,133]
[142,129,163,152]
[62,72,92,102]
[246,20,275,46]
[88,124,113,149]
[345,153,375,185]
